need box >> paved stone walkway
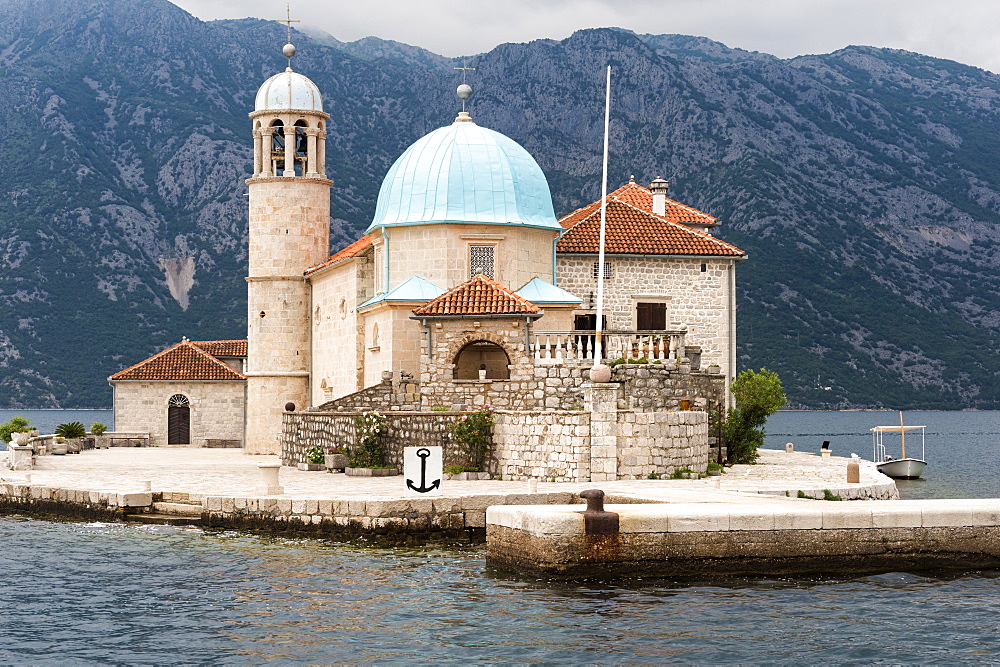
[2,447,891,504]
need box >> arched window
[167,394,190,445]
[453,340,510,380]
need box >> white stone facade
[113,381,245,448]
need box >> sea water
[2,410,1000,662]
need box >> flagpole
[593,65,611,368]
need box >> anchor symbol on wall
[406,447,440,493]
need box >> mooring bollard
[258,462,283,495]
[579,489,619,535]
[847,456,860,484]
[785,442,794,453]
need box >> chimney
[649,178,669,216]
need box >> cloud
[169,0,1000,71]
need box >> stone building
[108,38,747,457]
[109,339,246,447]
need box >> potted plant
[51,436,68,456]
[297,446,328,471]
[90,422,109,449]
[55,422,86,454]
[324,447,348,471]
[707,364,721,374]
[446,405,494,480]
[346,411,399,476]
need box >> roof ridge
[109,340,246,382]
[188,341,247,379]
[108,340,186,380]
[614,198,739,252]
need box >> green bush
[444,464,466,475]
[722,368,787,464]
[55,422,86,439]
[90,422,108,435]
[350,411,386,468]
[0,416,30,443]
[447,406,494,472]
[305,446,325,464]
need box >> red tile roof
[109,340,246,382]
[557,183,744,257]
[412,274,541,316]
[306,235,374,275]
[190,340,247,357]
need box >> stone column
[253,130,263,177]
[306,128,318,178]
[283,126,295,177]
[262,129,273,177]
[317,131,327,178]
[584,381,619,482]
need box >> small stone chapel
[110,38,746,463]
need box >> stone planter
[65,438,82,454]
[50,442,68,456]
[11,432,29,447]
[448,471,491,481]
[324,453,348,471]
[345,467,400,477]
[707,365,721,375]
[296,463,327,471]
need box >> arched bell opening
[453,340,511,380]
[167,394,190,445]
[293,119,308,176]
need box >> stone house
[109,339,246,447]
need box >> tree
[0,416,31,444]
[723,368,787,464]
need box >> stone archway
[453,340,511,380]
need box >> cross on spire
[274,4,300,44]
[454,62,476,112]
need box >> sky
[169,0,1000,73]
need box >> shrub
[55,422,86,439]
[823,489,842,501]
[608,357,626,367]
[444,464,466,475]
[326,446,347,455]
[351,411,386,468]
[0,416,30,443]
[447,406,494,472]
[304,446,325,464]
[722,368,787,465]
[90,422,108,435]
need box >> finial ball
[457,83,472,100]
[283,43,296,58]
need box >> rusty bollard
[847,457,860,484]
[579,489,619,535]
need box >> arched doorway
[167,394,190,445]
[453,341,511,380]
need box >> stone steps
[152,501,203,516]
[127,512,201,527]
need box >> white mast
[593,65,611,366]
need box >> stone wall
[612,364,725,412]
[557,254,736,378]
[281,411,462,468]
[617,410,708,479]
[317,377,421,412]
[493,411,591,482]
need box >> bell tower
[244,36,331,454]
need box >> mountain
[1,0,1000,409]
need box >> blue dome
[367,116,560,232]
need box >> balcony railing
[530,329,687,365]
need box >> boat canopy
[870,425,926,433]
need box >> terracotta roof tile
[412,274,541,316]
[190,339,247,357]
[306,235,374,275]
[557,183,744,257]
[109,341,246,382]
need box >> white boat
[870,412,927,479]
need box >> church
[109,40,746,455]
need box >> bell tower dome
[244,38,332,455]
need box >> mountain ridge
[1,0,999,409]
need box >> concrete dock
[1,448,894,540]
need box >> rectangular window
[636,302,667,330]
[470,246,495,279]
[592,262,612,279]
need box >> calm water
[3,410,1000,662]
[0,409,113,450]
